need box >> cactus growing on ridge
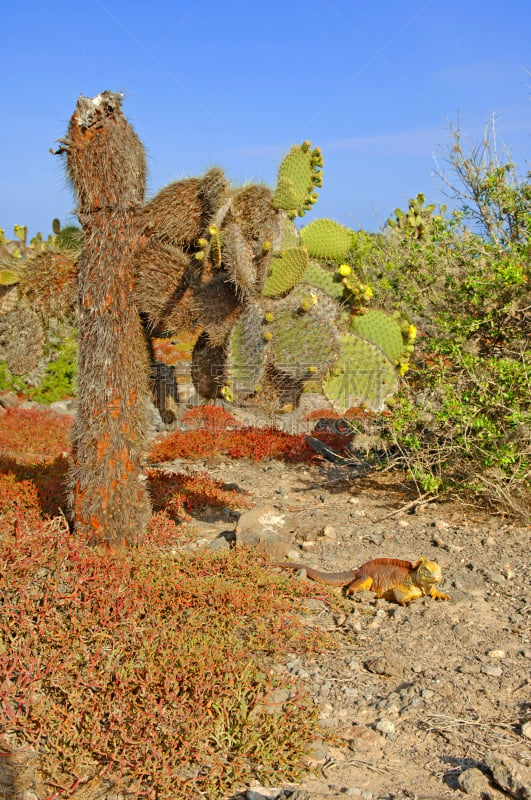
[387,193,446,240]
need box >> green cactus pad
[262,246,309,297]
[280,214,300,249]
[226,301,267,398]
[301,259,345,300]
[350,309,406,363]
[0,268,22,286]
[323,333,398,413]
[266,287,340,381]
[299,218,353,261]
[272,143,323,219]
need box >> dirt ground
[160,401,531,800]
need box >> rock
[375,718,395,735]
[457,766,491,795]
[484,751,531,799]
[249,688,292,721]
[487,649,506,659]
[481,664,503,677]
[319,524,337,540]
[0,390,19,408]
[521,721,531,740]
[306,738,329,760]
[49,399,75,415]
[235,505,293,557]
[364,655,404,678]
[207,535,231,552]
[178,383,199,404]
[246,787,283,800]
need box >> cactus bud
[198,238,208,248]
[262,240,271,252]
[301,140,311,152]
[263,331,273,341]
[338,264,351,277]
[209,225,219,235]
[194,251,205,261]
[264,312,274,323]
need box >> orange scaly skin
[274,557,451,605]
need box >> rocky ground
[151,395,531,800]
[4,391,531,800]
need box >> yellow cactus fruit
[221,385,233,401]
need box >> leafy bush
[349,125,531,518]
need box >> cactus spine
[64,91,151,547]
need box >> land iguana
[272,557,450,605]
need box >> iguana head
[414,557,443,588]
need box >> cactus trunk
[65,92,151,546]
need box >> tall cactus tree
[60,91,151,546]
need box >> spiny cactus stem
[66,92,150,548]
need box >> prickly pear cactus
[323,334,398,413]
[262,246,309,297]
[225,301,267,399]
[387,193,446,240]
[299,260,344,300]
[172,139,413,414]
[264,286,341,384]
[299,218,353,261]
[272,141,322,219]
[350,309,406,364]
[0,307,45,375]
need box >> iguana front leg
[429,587,451,601]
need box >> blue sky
[2,0,530,240]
